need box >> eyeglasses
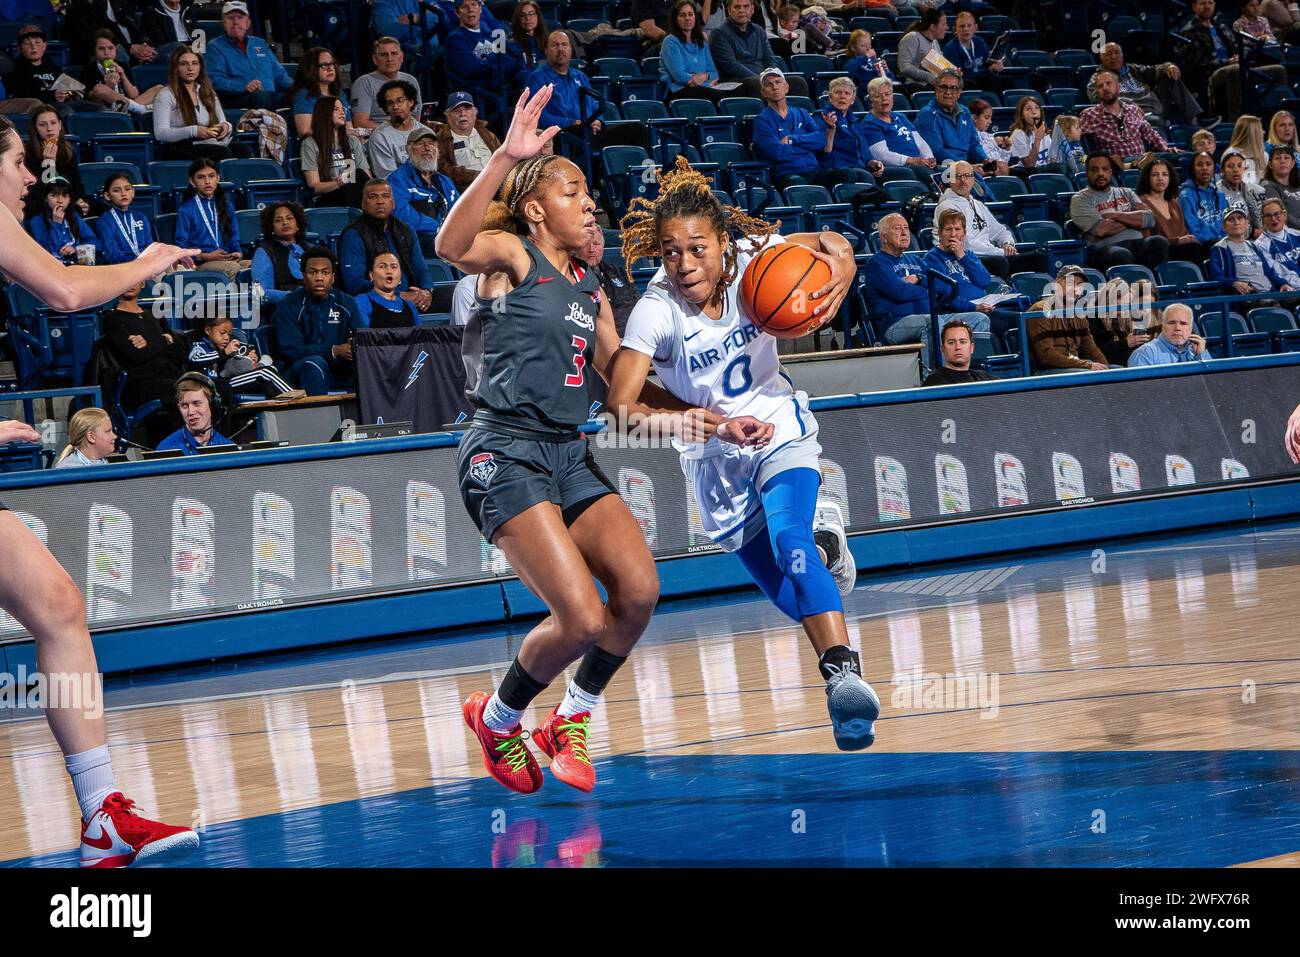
[386,95,410,106]
[1264,209,1286,217]
[319,61,337,69]
[955,172,976,180]
[937,85,961,92]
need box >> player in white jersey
[607,158,881,750]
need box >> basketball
[739,243,833,339]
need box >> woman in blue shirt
[1180,150,1228,244]
[290,47,353,138]
[251,201,306,307]
[660,0,726,104]
[355,251,419,327]
[27,179,98,265]
[174,158,249,277]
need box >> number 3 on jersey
[565,335,587,387]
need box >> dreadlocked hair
[619,155,777,287]
[483,154,567,234]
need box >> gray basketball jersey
[463,237,603,430]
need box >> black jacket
[62,0,147,64]
[138,0,199,50]
[1177,17,1238,90]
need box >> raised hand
[502,86,561,162]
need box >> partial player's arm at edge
[593,295,692,414]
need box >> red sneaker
[80,793,199,868]
[462,691,543,794]
[531,707,595,793]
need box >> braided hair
[482,154,568,234]
[619,155,777,293]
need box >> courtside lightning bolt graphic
[404,350,429,390]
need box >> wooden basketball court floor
[3,519,1300,867]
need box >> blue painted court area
[8,751,1300,868]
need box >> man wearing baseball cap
[1026,264,1112,373]
[753,67,839,190]
[205,2,292,110]
[388,127,461,258]
[434,92,502,190]
[1208,203,1300,300]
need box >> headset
[174,371,224,423]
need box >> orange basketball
[739,243,833,339]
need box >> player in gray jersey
[436,87,744,795]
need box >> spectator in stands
[916,70,1002,173]
[139,0,196,49]
[1070,151,1169,270]
[896,6,948,92]
[1137,158,1207,264]
[273,247,364,393]
[1089,276,1152,366]
[9,26,105,113]
[27,179,98,264]
[1026,266,1111,372]
[1208,203,1299,297]
[922,208,999,311]
[251,201,306,306]
[753,68,836,189]
[1190,128,1218,156]
[1226,116,1267,187]
[1181,151,1228,244]
[435,91,501,188]
[660,1,727,105]
[95,172,156,264]
[1262,0,1300,44]
[301,95,370,209]
[372,0,442,64]
[1080,71,1172,173]
[969,98,1011,167]
[102,278,189,434]
[187,313,302,400]
[510,1,550,73]
[1268,110,1300,154]
[933,161,1047,278]
[1218,148,1266,235]
[290,48,352,139]
[862,76,936,182]
[632,0,672,53]
[525,31,649,151]
[156,373,233,453]
[0,72,42,117]
[205,1,292,110]
[1255,196,1300,278]
[352,37,423,131]
[62,0,154,66]
[922,319,993,386]
[579,228,637,336]
[862,212,990,361]
[53,407,117,469]
[356,250,420,327]
[175,157,249,277]
[1179,0,1286,121]
[80,29,161,116]
[1008,96,1059,175]
[1047,115,1087,176]
[447,0,520,117]
[1260,146,1300,228]
[338,179,435,313]
[1086,43,1201,126]
[942,11,1004,93]
[821,77,885,181]
[709,0,811,99]
[1127,303,1209,366]
[1236,0,1282,45]
[152,44,234,161]
[388,127,459,258]
[368,80,430,180]
[772,5,832,59]
[24,106,92,215]
[843,29,892,95]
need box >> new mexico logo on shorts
[469,452,498,487]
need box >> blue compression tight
[734,467,843,622]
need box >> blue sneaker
[823,650,879,750]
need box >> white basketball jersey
[621,234,796,451]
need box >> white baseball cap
[222,2,250,16]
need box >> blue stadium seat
[236,208,263,253]
[1247,306,1299,351]
[1016,220,1063,244]
[81,161,143,187]
[155,212,177,245]
[305,206,359,242]
[1010,271,1054,300]
[219,158,301,208]
[1106,264,1156,285]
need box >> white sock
[482,692,525,734]
[557,682,601,718]
[124,100,146,114]
[65,745,116,822]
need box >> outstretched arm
[0,206,195,313]
[434,86,560,280]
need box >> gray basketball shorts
[457,426,617,543]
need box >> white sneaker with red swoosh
[80,792,199,868]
